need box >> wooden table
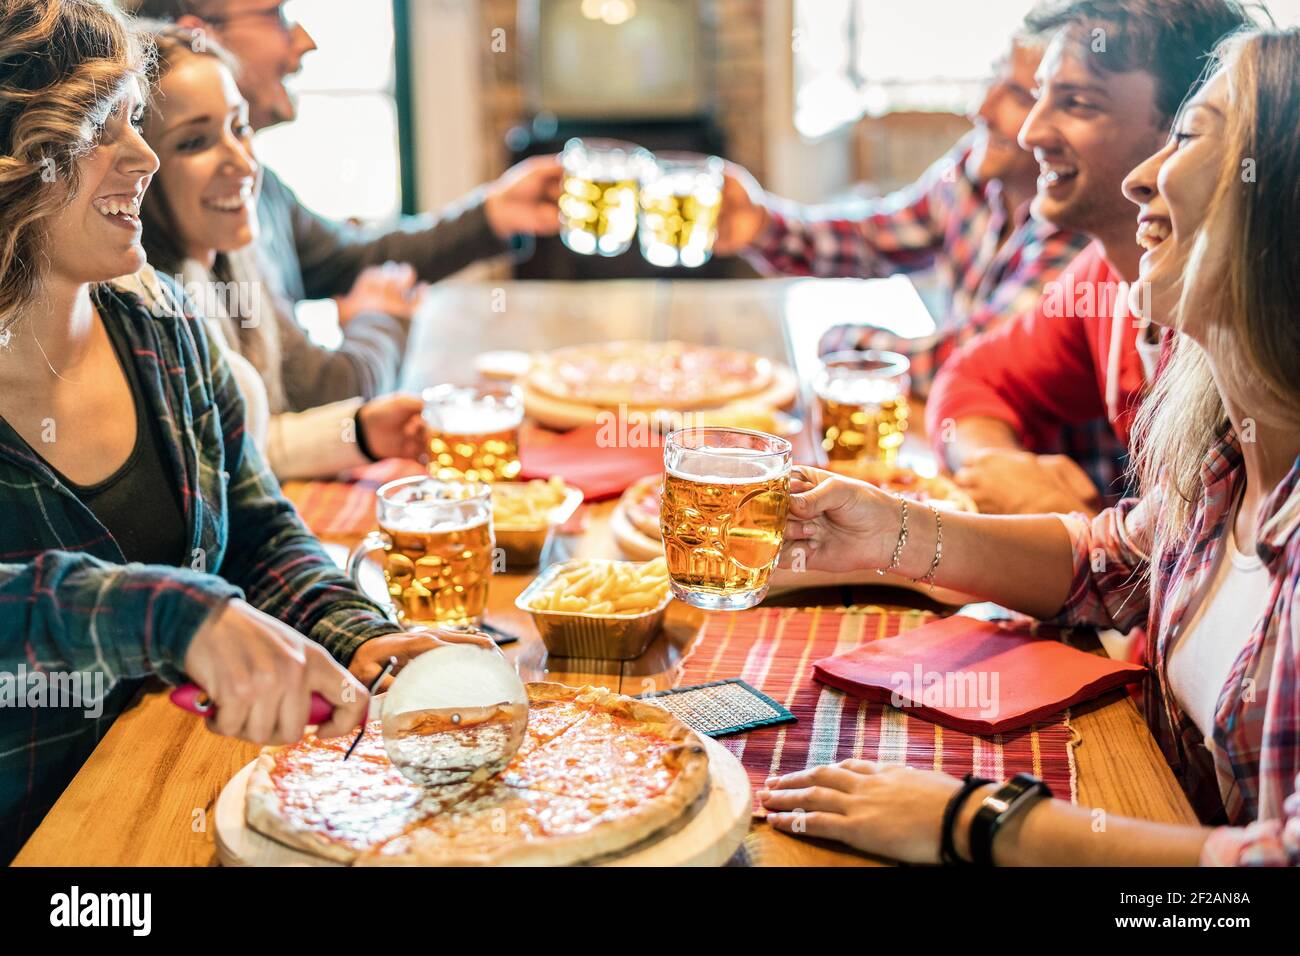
[13,279,1196,867]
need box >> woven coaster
[640,679,796,738]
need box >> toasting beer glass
[348,477,494,627]
[638,151,724,269]
[423,382,524,483]
[558,137,651,257]
[814,350,911,465]
[661,427,792,611]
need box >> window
[794,0,1300,138]
[252,0,404,222]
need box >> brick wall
[476,0,767,181]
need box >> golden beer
[423,383,523,483]
[638,152,724,269]
[349,477,494,627]
[559,138,650,257]
[379,518,493,627]
[661,428,792,611]
[815,350,911,465]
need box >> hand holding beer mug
[814,350,911,465]
[661,427,792,611]
[558,137,651,257]
[638,151,724,268]
[423,382,524,483]
[348,477,495,628]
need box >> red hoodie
[925,242,1154,457]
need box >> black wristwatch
[968,773,1052,866]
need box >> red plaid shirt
[744,132,1090,397]
[1055,432,1300,866]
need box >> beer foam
[816,374,904,406]
[667,446,788,484]
[382,512,489,535]
[425,403,523,435]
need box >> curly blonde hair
[0,0,153,331]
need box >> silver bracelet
[877,496,909,576]
[913,502,943,590]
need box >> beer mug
[423,382,524,483]
[814,350,911,465]
[558,137,651,257]
[661,427,792,611]
[348,477,495,628]
[638,151,724,269]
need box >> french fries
[527,557,670,616]
[492,477,571,528]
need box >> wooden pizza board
[610,496,664,561]
[214,732,751,868]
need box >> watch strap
[969,773,1052,866]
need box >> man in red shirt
[925,0,1252,515]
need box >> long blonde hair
[0,0,152,332]
[1132,28,1300,553]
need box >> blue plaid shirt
[0,271,400,860]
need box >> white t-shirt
[1167,526,1271,742]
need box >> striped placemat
[285,459,427,539]
[674,606,1078,814]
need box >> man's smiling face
[1018,27,1166,244]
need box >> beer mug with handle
[661,427,792,611]
[348,476,495,627]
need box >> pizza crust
[245,753,360,864]
[246,682,710,867]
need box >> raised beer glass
[814,350,910,465]
[348,476,494,627]
[558,137,651,257]
[423,382,524,483]
[638,151,724,269]
[661,427,792,611]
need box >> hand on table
[779,466,903,573]
[759,760,965,864]
[357,393,426,461]
[712,161,770,257]
[484,154,564,238]
[336,261,428,326]
[348,626,499,690]
[184,599,369,743]
[954,449,1102,516]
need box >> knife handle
[170,683,335,724]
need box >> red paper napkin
[518,425,663,501]
[812,615,1146,735]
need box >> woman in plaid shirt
[0,0,438,860]
[762,28,1300,866]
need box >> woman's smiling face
[1122,70,1232,336]
[144,54,260,265]
[42,81,159,286]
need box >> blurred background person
[138,24,426,479]
[713,13,1090,397]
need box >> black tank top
[47,319,188,566]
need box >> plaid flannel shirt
[1054,432,1300,866]
[0,272,401,860]
[745,132,1091,397]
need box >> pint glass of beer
[423,382,524,483]
[814,350,910,465]
[348,476,494,628]
[661,427,792,611]
[638,152,724,269]
[558,137,652,257]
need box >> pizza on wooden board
[245,683,709,866]
[526,340,776,411]
[826,460,978,512]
